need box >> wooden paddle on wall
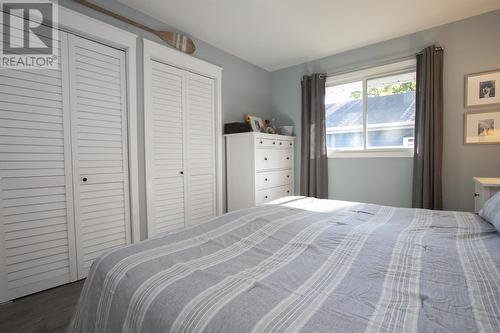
[75,0,196,54]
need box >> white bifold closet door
[0,31,130,301]
[0,31,77,301]
[185,73,216,225]
[68,35,131,278]
[146,61,216,237]
[146,61,186,235]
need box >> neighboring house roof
[326,92,415,128]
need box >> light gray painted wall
[55,2,500,223]
[329,158,413,207]
[270,9,500,211]
[59,0,272,238]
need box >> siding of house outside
[326,92,415,150]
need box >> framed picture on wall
[464,110,500,144]
[465,69,500,107]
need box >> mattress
[68,196,500,332]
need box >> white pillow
[479,191,500,232]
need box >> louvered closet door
[68,35,131,278]
[145,61,186,236]
[185,73,216,225]
[0,31,77,302]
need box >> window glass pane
[325,81,363,150]
[367,72,416,149]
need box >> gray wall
[271,9,500,211]
[56,2,500,224]
[328,158,413,207]
[59,0,272,238]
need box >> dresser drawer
[255,184,292,205]
[255,137,293,148]
[255,137,279,148]
[255,149,292,170]
[255,169,292,190]
[278,139,293,148]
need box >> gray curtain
[412,46,444,209]
[300,74,328,199]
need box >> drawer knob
[260,140,263,144]
[273,141,276,145]
[264,195,268,199]
[474,193,480,197]
[265,178,268,181]
[287,175,290,178]
[287,190,290,193]
[180,171,184,175]
[82,177,88,182]
[289,142,292,146]
[286,157,290,160]
[280,142,283,145]
[264,157,268,161]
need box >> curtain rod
[315,46,444,78]
[416,46,444,55]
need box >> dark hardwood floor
[0,280,84,333]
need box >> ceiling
[117,0,500,71]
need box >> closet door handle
[81,177,88,182]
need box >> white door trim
[58,6,141,243]
[143,39,223,237]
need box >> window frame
[325,59,417,158]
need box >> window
[325,81,364,150]
[325,60,416,156]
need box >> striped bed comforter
[68,197,500,333]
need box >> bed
[68,196,500,333]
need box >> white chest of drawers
[225,132,295,211]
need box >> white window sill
[328,149,414,158]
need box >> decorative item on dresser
[226,132,294,211]
[245,115,265,132]
[473,177,500,213]
[223,122,251,134]
[277,126,294,136]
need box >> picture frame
[465,69,500,108]
[246,115,265,132]
[464,109,500,145]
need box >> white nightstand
[474,177,500,213]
